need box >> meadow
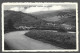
[25,30,76,49]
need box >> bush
[57,26,67,32]
[58,27,67,32]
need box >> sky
[4,4,76,13]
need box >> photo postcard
[1,2,79,52]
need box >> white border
[2,2,79,52]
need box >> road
[4,30,63,50]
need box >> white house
[61,24,72,30]
[15,26,36,30]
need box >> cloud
[49,6,63,10]
[23,7,44,13]
[10,7,19,11]
[10,7,24,11]
[23,6,64,13]
[9,5,76,13]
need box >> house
[15,26,36,30]
[61,24,72,30]
[46,23,56,26]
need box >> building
[61,24,72,30]
[15,26,35,30]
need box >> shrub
[57,26,67,32]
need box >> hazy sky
[4,4,76,13]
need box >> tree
[57,25,67,32]
[7,19,15,31]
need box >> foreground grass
[25,30,76,49]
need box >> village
[15,23,75,32]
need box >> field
[25,30,76,49]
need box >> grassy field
[25,30,76,49]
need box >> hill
[4,10,48,27]
[4,10,76,32]
[31,9,76,26]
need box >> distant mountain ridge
[31,9,76,25]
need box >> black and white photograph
[2,2,78,52]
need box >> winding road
[4,30,63,50]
